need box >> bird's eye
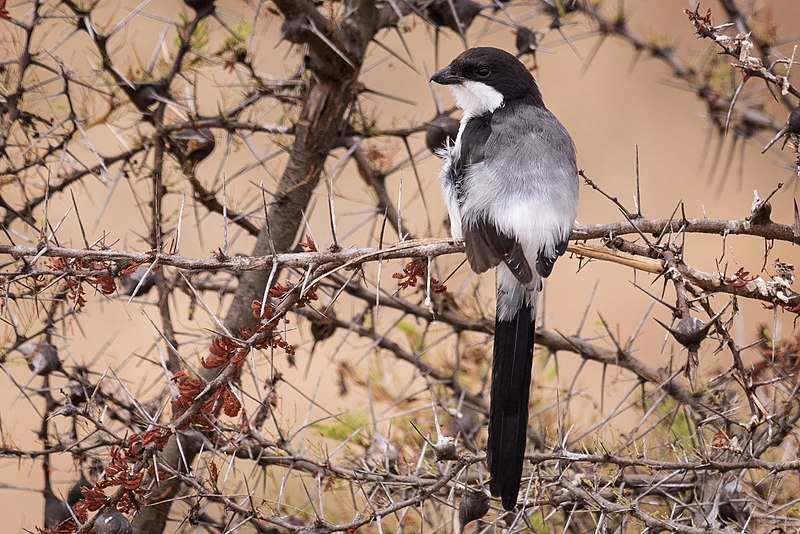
[475,66,490,77]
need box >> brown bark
[131,2,380,531]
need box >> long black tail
[487,303,535,510]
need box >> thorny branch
[2,1,800,533]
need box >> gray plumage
[452,104,576,319]
[432,47,578,510]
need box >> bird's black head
[430,47,543,116]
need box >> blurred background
[1,0,799,531]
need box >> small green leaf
[314,410,367,441]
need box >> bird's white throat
[450,81,504,118]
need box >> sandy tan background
[2,0,799,531]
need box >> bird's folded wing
[463,221,533,284]
[535,237,569,278]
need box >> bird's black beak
[430,65,461,85]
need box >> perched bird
[431,47,578,510]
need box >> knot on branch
[656,315,714,352]
[458,489,490,529]
[183,0,215,15]
[426,0,481,34]
[169,127,216,172]
[748,190,773,225]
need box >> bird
[430,47,578,510]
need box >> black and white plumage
[431,47,578,510]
